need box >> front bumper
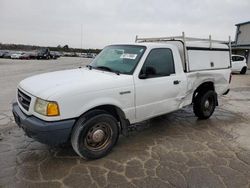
[12,102,76,146]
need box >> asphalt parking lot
[1,57,250,188]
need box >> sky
[0,0,249,49]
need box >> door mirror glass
[139,66,157,79]
[139,73,147,79]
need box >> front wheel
[240,67,247,75]
[71,112,119,159]
[193,90,217,119]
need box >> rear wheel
[240,67,247,75]
[193,90,217,119]
[71,111,119,159]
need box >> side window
[140,48,175,78]
[232,56,245,62]
[238,56,244,61]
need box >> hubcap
[92,129,105,143]
[203,95,215,116]
[84,122,112,151]
[204,100,210,109]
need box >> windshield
[90,45,146,75]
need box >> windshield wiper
[95,66,120,75]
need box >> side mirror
[139,73,147,79]
[139,66,156,79]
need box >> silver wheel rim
[204,100,210,109]
[203,96,214,114]
[84,122,112,151]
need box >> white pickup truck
[12,34,231,159]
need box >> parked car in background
[87,53,93,58]
[11,52,30,60]
[11,52,22,59]
[28,51,38,59]
[231,54,248,74]
[0,51,4,58]
[64,52,77,57]
[37,48,50,59]
[50,51,61,59]
[19,53,30,60]
[2,51,12,59]
[80,53,96,58]
[92,53,97,58]
[1,50,62,60]
[80,53,88,58]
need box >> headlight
[34,98,60,116]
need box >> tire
[71,111,119,159]
[193,90,217,119]
[240,67,247,75]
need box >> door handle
[173,80,181,85]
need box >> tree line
[0,43,101,53]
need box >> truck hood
[19,68,133,100]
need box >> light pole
[81,24,83,51]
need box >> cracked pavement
[1,58,250,188]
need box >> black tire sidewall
[194,90,217,119]
[72,113,119,159]
[200,91,216,117]
[240,67,247,74]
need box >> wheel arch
[241,66,247,73]
[192,81,217,104]
[75,104,130,136]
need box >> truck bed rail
[135,32,231,44]
[135,32,232,72]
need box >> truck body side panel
[188,50,230,71]
[181,69,231,107]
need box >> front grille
[18,89,31,111]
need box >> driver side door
[134,48,186,122]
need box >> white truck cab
[13,34,232,159]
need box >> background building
[232,21,250,68]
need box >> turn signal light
[47,102,60,116]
